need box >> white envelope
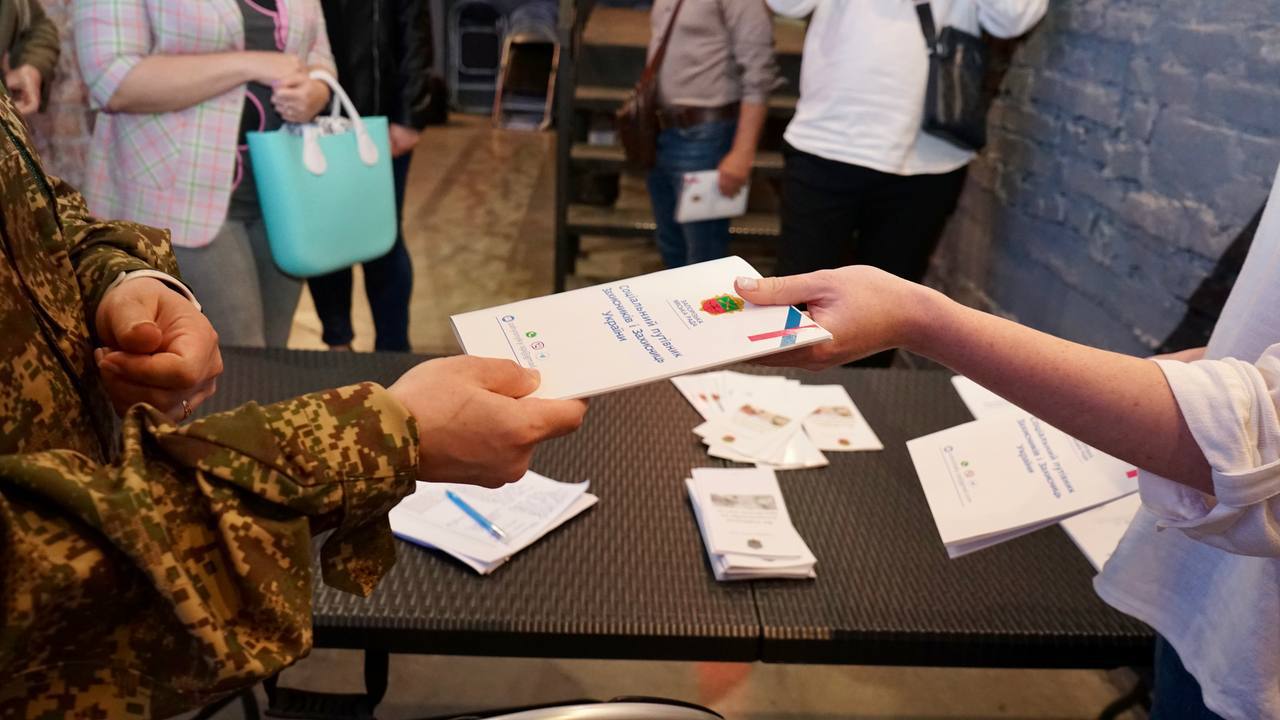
[675,170,749,223]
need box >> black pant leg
[307,269,356,347]
[845,165,966,367]
[775,145,865,277]
[854,166,968,284]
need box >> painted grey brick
[926,0,1280,353]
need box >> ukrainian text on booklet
[450,256,832,399]
[950,375,1141,569]
[907,410,1138,558]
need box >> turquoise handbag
[247,70,397,278]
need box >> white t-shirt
[767,0,1047,175]
[1095,167,1280,719]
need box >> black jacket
[320,0,439,130]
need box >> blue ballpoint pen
[445,490,509,542]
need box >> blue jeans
[646,119,736,268]
[1151,636,1224,720]
[307,153,414,351]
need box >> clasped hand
[248,52,331,124]
[94,278,223,421]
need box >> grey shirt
[649,0,782,109]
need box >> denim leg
[307,269,356,347]
[1150,636,1225,720]
[648,119,737,267]
[363,237,413,352]
[646,166,686,269]
[362,153,414,352]
[680,217,731,265]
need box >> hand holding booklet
[675,170,749,223]
[450,257,831,399]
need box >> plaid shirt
[75,0,335,248]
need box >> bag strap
[302,69,380,174]
[913,0,938,53]
[641,0,689,85]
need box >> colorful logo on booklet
[700,293,746,316]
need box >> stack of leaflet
[906,377,1139,559]
[389,471,597,574]
[685,467,816,580]
[672,371,882,470]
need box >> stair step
[574,85,798,117]
[571,144,784,175]
[567,204,781,239]
[581,7,806,55]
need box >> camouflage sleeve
[54,172,183,331]
[0,383,418,716]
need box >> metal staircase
[552,1,805,290]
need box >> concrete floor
[269,116,1143,720]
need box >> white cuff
[1142,355,1280,556]
[104,270,202,312]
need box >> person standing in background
[26,0,94,188]
[0,0,58,116]
[75,0,335,349]
[766,0,1046,358]
[307,0,435,352]
[645,0,780,269]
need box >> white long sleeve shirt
[767,0,1046,175]
[1095,166,1280,719]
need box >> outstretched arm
[735,268,1213,494]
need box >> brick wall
[926,0,1280,355]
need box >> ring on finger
[181,399,192,420]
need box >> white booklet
[675,170,749,223]
[950,375,1141,568]
[451,256,831,399]
[390,471,597,575]
[907,411,1138,558]
[686,467,816,581]
[674,372,882,470]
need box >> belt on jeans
[657,102,740,130]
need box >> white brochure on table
[675,170,749,223]
[907,412,1138,558]
[390,472,597,574]
[686,467,816,581]
[451,256,831,399]
[950,375,1141,568]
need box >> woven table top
[204,347,1152,667]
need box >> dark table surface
[204,347,1153,669]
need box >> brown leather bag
[616,0,688,170]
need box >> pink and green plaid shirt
[75,0,335,248]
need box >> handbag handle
[913,0,939,53]
[302,69,380,176]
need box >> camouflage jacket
[0,96,420,716]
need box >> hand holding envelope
[676,170,750,224]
